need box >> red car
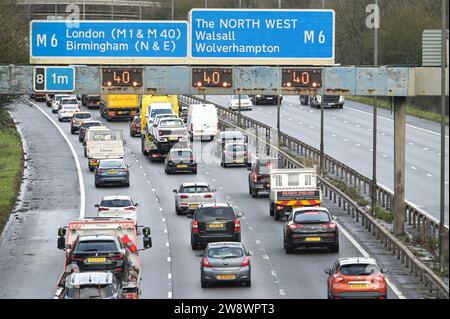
[130,115,141,137]
[325,257,388,299]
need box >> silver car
[199,242,253,288]
[173,182,216,215]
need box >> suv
[71,112,95,134]
[173,182,216,215]
[165,148,197,174]
[248,157,280,197]
[188,203,243,249]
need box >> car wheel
[191,239,199,250]
[244,280,251,287]
[285,242,294,254]
[329,241,339,253]
[251,188,258,198]
[274,211,281,221]
[95,181,100,188]
[201,281,209,288]
[125,182,130,187]
[248,184,252,195]
[84,149,87,157]
[175,205,181,215]
[71,128,75,134]
[269,203,274,216]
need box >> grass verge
[329,178,369,207]
[347,96,449,125]
[0,112,24,234]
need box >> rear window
[61,99,78,105]
[150,108,173,118]
[207,246,244,258]
[75,113,92,119]
[92,133,115,141]
[340,264,379,276]
[65,285,114,299]
[294,211,330,223]
[170,150,192,160]
[181,186,210,193]
[226,144,247,152]
[82,122,101,128]
[99,161,125,168]
[75,240,119,253]
[258,159,278,174]
[100,199,132,207]
[159,119,183,127]
[196,207,235,221]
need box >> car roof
[170,148,192,153]
[293,207,329,214]
[99,158,124,162]
[81,120,101,125]
[206,242,244,248]
[75,112,91,115]
[68,272,114,286]
[78,235,117,242]
[199,202,232,208]
[337,257,378,266]
[181,182,209,187]
[101,195,131,201]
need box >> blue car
[94,159,130,188]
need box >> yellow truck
[140,95,179,133]
[100,94,139,121]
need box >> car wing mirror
[143,236,152,249]
[381,267,388,273]
[94,204,100,208]
[324,268,332,275]
[246,166,252,171]
[247,251,254,256]
[195,252,204,257]
[58,227,66,237]
[332,216,338,220]
[143,227,151,237]
[186,214,194,219]
[127,164,131,168]
[64,243,71,250]
[173,189,177,193]
[57,237,66,250]
[237,212,243,218]
[134,203,138,207]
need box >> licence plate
[118,111,123,114]
[350,283,369,288]
[235,159,244,163]
[169,137,178,141]
[108,170,118,174]
[177,164,188,168]
[208,223,224,228]
[87,257,106,263]
[305,237,321,242]
[216,274,236,280]
[189,204,199,209]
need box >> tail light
[288,224,303,230]
[202,258,211,267]
[108,111,115,116]
[71,255,85,262]
[192,220,199,233]
[322,222,337,229]
[124,206,136,211]
[276,205,284,211]
[123,293,138,299]
[98,207,109,211]
[373,275,385,283]
[251,172,258,183]
[241,256,250,267]
[180,194,189,199]
[334,275,345,283]
[204,194,213,198]
[234,219,241,232]
[109,254,124,261]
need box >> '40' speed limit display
[102,68,143,87]
[192,68,232,88]
[281,68,322,88]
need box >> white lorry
[84,127,125,171]
[55,218,152,299]
[269,168,322,220]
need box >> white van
[187,103,218,141]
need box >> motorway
[205,95,450,224]
[0,97,411,299]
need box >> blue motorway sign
[33,66,75,92]
[30,21,188,64]
[190,9,334,62]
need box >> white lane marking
[343,139,349,142]
[147,180,151,184]
[271,271,277,277]
[162,218,166,222]
[335,221,405,299]
[167,256,171,262]
[159,207,163,212]
[152,188,156,192]
[279,289,285,296]
[256,240,261,245]
[143,172,147,176]
[139,165,143,169]
[166,242,170,247]
[164,229,168,234]
[268,111,272,114]
[262,254,269,260]
[332,134,337,137]
[355,124,361,127]
[299,122,303,125]
[344,120,349,123]
[288,104,293,106]
[31,101,85,219]
[168,292,173,299]
[212,179,216,182]
[409,142,414,145]
[382,154,388,158]
[168,273,172,279]
[248,226,254,231]
[309,125,314,129]
[445,181,449,185]
[368,128,373,131]
[345,106,449,138]
[381,132,386,136]
[288,118,292,121]
[356,143,361,147]
[426,173,433,178]
[411,166,417,170]
[136,159,139,163]
[369,148,373,152]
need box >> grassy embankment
[0,109,24,234]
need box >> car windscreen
[258,159,279,174]
[159,119,183,127]
[75,240,118,253]
[181,186,210,193]
[100,199,132,207]
[226,144,247,152]
[75,113,92,119]
[61,99,78,105]
[294,211,330,223]
[196,207,235,221]
[339,264,379,276]
[207,246,244,259]
[99,160,124,168]
[170,151,192,160]
[92,133,114,141]
[150,108,173,118]
[65,285,114,299]
[55,95,69,102]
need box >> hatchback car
[173,182,216,215]
[79,120,102,142]
[129,115,142,137]
[164,148,197,174]
[62,271,122,299]
[188,203,243,249]
[94,159,130,188]
[221,142,248,167]
[67,235,126,276]
[215,130,247,157]
[58,99,80,121]
[283,207,339,254]
[248,157,280,197]
[95,195,138,222]
[71,112,95,134]
[52,94,74,113]
[325,258,388,299]
[199,242,253,288]
[227,95,253,111]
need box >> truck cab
[300,95,345,109]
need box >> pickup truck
[84,127,125,171]
[300,95,345,109]
[269,168,322,220]
[55,218,152,299]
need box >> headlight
[256,95,261,98]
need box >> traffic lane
[199,152,397,299]
[122,137,282,299]
[37,101,172,298]
[0,100,79,298]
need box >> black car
[283,208,339,254]
[248,157,280,197]
[164,148,197,174]
[81,94,101,109]
[188,203,243,249]
[79,120,102,142]
[67,235,126,276]
[249,95,282,105]
[94,159,130,188]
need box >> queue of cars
[37,93,387,298]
